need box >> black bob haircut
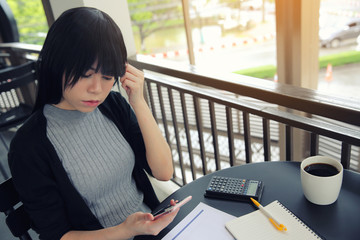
[34,7,127,111]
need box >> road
[192,37,359,71]
[318,62,360,99]
[195,38,277,73]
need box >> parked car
[319,17,360,48]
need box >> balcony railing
[127,56,360,186]
[1,42,359,187]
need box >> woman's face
[55,62,115,112]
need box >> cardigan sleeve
[8,113,72,240]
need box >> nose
[88,73,102,93]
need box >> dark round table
[135,161,360,240]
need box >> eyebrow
[86,67,99,73]
[87,67,114,77]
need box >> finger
[162,207,179,221]
[123,74,137,84]
[126,63,140,74]
[152,207,179,224]
[170,199,177,206]
[122,79,137,91]
[125,64,144,79]
[120,73,127,84]
[125,70,144,84]
[143,212,154,221]
[119,73,137,88]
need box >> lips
[82,100,100,107]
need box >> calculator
[204,176,264,202]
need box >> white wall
[49,0,83,19]
[49,0,136,56]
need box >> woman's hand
[119,63,145,109]
[60,200,179,240]
[122,199,179,237]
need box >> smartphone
[153,196,192,220]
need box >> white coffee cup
[300,155,343,205]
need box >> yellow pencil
[250,197,287,231]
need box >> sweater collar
[44,104,97,123]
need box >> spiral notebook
[225,200,324,240]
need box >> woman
[8,7,178,240]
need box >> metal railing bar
[209,101,220,171]
[286,125,292,161]
[341,142,351,169]
[145,81,157,122]
[193,96,207,175]
[226,107,235,166]
[179,93,187,185]
[310,133,319,156]
[143,81,150,110]
[171,176,184,187]
[180,92,196,180]
[262,118,271,162]
[168,88,186,185]
[157,85,170,144]
[243,112,251,163]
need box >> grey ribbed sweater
[43,104,151,228]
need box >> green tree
[6,0,48,45]
[128,0,183,52]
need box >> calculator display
[246,181,258,196]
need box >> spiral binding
[275,200,323,240]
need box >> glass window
[188,0,276,77]
[318,0,360,99]
[6,0,48,45]
[128,0,188,61]
[128,0,360,97]
[129,0,277,78]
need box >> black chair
[0,61,37,179]
[0,178,33,240]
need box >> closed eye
[103,75,114,81]
[82,73,93,78]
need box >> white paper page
[162,202,236,240]
[225,201,322,240]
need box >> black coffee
[304,163,339,177]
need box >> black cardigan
[8,91,159,240]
